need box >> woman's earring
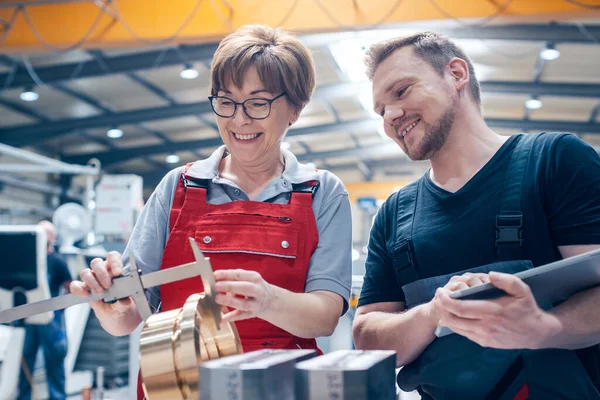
[288,122,292,126]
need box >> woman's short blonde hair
[210,25,316,113]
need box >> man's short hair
[364,32,482,107]
[210,24,316,113]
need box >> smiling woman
[67,24,353,400]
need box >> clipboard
[435,247,600,337]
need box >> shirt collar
[186,145,319,183]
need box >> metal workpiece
[140,292,243,400]
[199,349,318,400]
[295,350,397,400]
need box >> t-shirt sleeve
[304,173,352,315]
[357,197,405,307]
[544,134,600,246]
[50,253,72,284]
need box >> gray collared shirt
[123,146,352,314]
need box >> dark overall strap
[291,180,320,197]
[289,180,319,207]
[394,180,421,286]
[496,134,537,261]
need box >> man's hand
[433,271,563,349]
[426,272,490,323]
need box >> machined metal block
[295,350,396,400]
[199,349,317,400]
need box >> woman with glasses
[70,24,352,386]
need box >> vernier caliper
[0,238,221,329]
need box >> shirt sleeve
[357,196,405,307]
[121,167,181,313]
[304,172,353,315]
[544,134,600,246]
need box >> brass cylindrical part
[140,293,243,400]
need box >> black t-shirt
[358,133,600,307]
[47,251,71,298]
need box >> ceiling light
[20,87,39,102]
[525,98,543,110]
[106,128,123,138]
[540,43,560,61]
[165,154,180,164]
[180,65,199,80]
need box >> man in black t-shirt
[352,32,600,400]
[18,221,72,400]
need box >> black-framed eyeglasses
[208,92,287,120]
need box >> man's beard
[405,100,457,161]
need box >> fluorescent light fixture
[107,128,123,138]
[525,98,543,110]
[20,87,39,102]
[540,43,560,61]
[165,154,180,164]
[180,65,199,80]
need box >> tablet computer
[435,247,600,337]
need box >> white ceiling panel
[543,44,600,83]
[62,141,110,155]
[111,135,165,149]
[141,116,204,133]
[66,75,169,111]
[481,93,528,119]
[136,64,210,103]
[0,104,37,127]
[529,96,597,122]
[1,86,101,119]
[168,127,219,142]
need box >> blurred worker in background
[18,220,72,400]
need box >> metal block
[295,350,396,400]
[199,349,317,400]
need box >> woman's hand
[213,269,274,323]
[69,252,140,335]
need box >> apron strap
[394,180,420,286]
[169,163,196,232]
[290,180,319,207]
[496,134,537,261]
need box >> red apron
[138,164,321,399]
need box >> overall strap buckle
[495,214,523,246]
[291,180,320,198]
[181,175,210,191]
[495,213,523,261]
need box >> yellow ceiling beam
[0,0,594,53]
